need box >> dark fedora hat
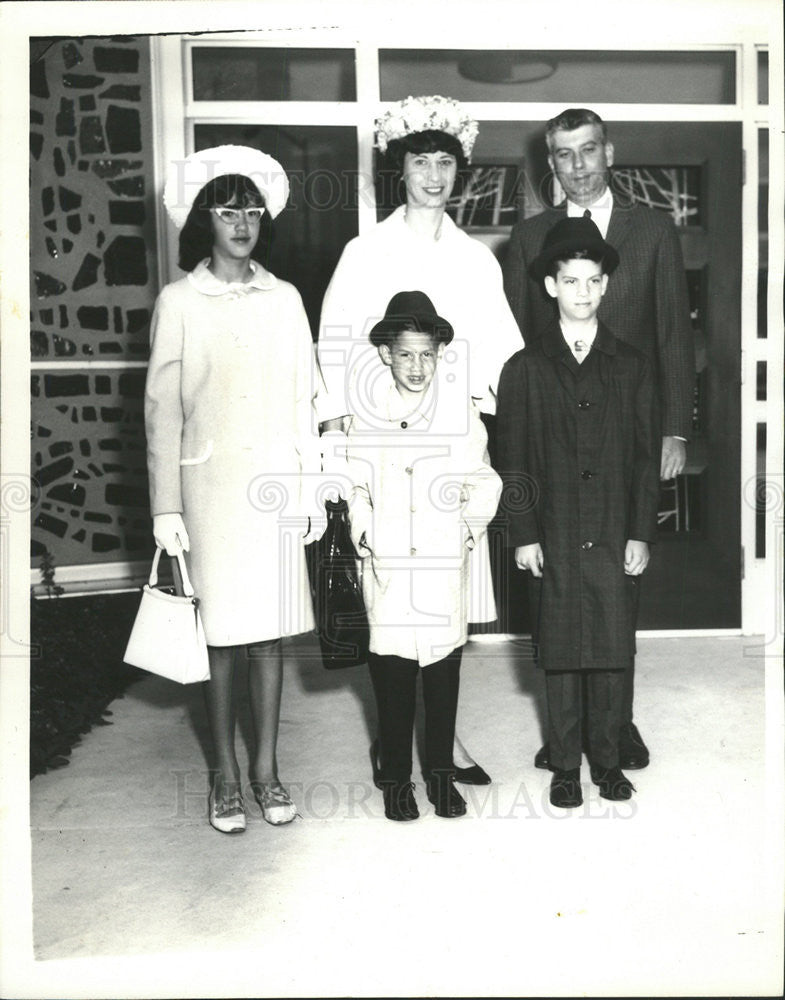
[533,216,619,279]
[369,290,454,347]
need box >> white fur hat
[163,144,290,228]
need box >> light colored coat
[343,374,502,666]
[145,261,322,646]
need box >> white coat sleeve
[291,289,326,523]
[476,247,525,410]
[460,405,503,540]
[316,240,362,423]
[145,286,185,516]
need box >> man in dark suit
[503,108,695,771]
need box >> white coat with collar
[343,372,502,666]
[145,260,322,646]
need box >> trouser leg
[586,669,625,768]
[368,652,418,782]
[621,656,635,725]
[421,647,462,776]
[545,670,582,771]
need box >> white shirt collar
[567,187,613,237]
[567,187,613,215]
[561,320,598,363]
[187,258,277,296]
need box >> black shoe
[534,743,552,770]
[370,738,383,789]
[453,762,492,785]
[382,781,419,821]
[590,765,635,801]
[426,773,467,818]
[549,768,583,808]
[618,722,650,770]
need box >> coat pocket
[180,440,214,466]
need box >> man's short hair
[545,108,608,151]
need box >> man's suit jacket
[503,201,695,439]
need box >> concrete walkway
[11,636,785,996]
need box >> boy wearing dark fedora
[342,290,501,821]
[496,217,660,808]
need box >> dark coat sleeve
[628,353,661,543]
[503,225,529,338]
[651,218,695,439]
[496,351,540,547]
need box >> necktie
[583,208,592,219]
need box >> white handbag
[124,547,210,683]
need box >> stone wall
[30,37,157,576]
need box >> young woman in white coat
[318,96,522,785]
[146,146,322,833]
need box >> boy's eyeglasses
[212,207,265,224]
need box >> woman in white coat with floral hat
[146,145,322,833]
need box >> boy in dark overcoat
[496,216,660,809]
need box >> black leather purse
[307,499,370,669]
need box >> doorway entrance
[485,120,742,631]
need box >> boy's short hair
[369,290,454,348]
[533,217,619,280]
[545,108,607,150]
[545,248,610,280]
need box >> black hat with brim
[533,216,620,279]
[369,290,454,347]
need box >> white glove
[153,513,190,555]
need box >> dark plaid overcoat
[496,321,660,672]
[503,202,694,440]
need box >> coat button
[582,541,593,550]
[410,547,417,555]
[401,420,408,429]
[410,506,416,513]
[578,399,590,409]
[581,470,593,480]
[405,467,413,475]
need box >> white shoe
[209,788,246,834]
[254,782,297,826]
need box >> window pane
[755,424,766,558]
[194,124,358,334]
[758,128,768,338]
[192,48,356,101]
[756,361,766,402]
[379,50,736,104]
[758,50,769,104]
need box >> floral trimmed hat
[374,95,479,162]
[163,144,290,229]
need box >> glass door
[469,120,742,631]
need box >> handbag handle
[149,546,195,598]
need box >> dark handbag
[307,498,370,669]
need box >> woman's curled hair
[382,129,468,179]
[178,173,275,272]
